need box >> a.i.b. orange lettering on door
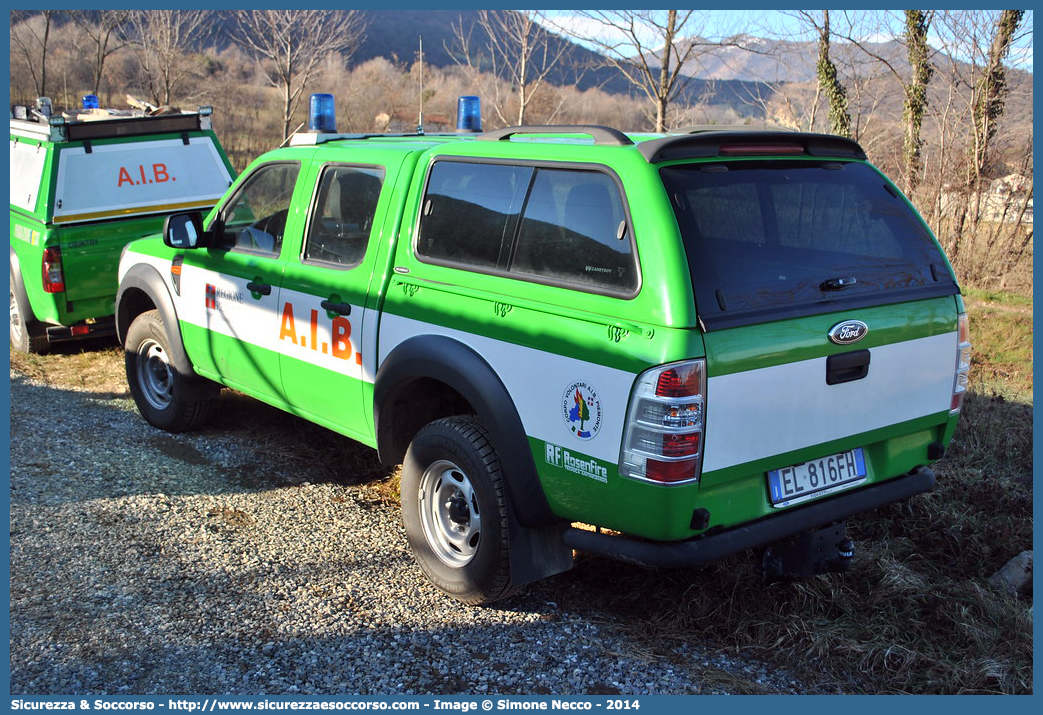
[278,302,362,364]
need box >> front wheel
[124,309,213,432]
[401,416,517,605]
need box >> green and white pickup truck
[115,101,970,604]
[10,100,234,352]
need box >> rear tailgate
[56,215,175,307]
[658,154,963,522]
[701,297,959,489]
[52,134,233,306]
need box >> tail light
[951,313,971,413]
[620,359,706,485]
[42,246,65,293]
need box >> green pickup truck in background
[9,98,234,353]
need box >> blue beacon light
[82,94,100,110]
[309,93,336,133]
[457,96,481,133]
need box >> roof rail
[638,130,867,163]
[10,107,212,143]
[479,125,634,146]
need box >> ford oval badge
[828,320,869,345]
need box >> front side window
[216,162,300,254]
[417,160,637,294]
[303,165,384,267]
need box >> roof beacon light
[457,95,481,133]
[35,97,53,118]
[82,94,99,110]
[309,93,336,133]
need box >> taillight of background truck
[951,312,971,413]
[42,246,65,293]
[620,359,706,485]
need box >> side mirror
[164,212,205,249]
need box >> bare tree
[901,11,934,192]
[927,10,1033,282]
[231,10,368,141]
[68,10,129,96]
[126,10,214,107]
[10,10,58,99]
[969,9,1026,183]
[549,10,720,132]
[801,10,852,137]
[450,10,572,127]
[830,10,936,191]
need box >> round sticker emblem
[562,381,603,440]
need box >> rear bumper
[563,467,936,568]
[45,315,117,343]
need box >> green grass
[961,290,1033,398]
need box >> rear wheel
[124,309,213,432]
[9,272,50,354]
[402,416,517,605]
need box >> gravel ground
[9,368,818,696]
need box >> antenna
[417,36,425,135]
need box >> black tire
[9,271,50,354]
[401,416,517,605]
[124,309,213,432]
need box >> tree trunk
[902,10,933,194]
[816,10,851,137]
[970,9,1025,184]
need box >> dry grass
[9,337,128,396]
[533,290,1034,694]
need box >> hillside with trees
[9,9,1032,293]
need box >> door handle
[826,349,871,385]
[320,299,352,316]
[246,281,272,296]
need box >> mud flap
[507,510,574,588]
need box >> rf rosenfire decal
[562,381,603,440]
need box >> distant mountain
[356,10,774,112]
[642,34,911,83]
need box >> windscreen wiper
[820,276,857,291]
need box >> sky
[533,9,1034,73]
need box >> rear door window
[661,160,958,328]
[303,164,384,267]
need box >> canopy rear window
[661,160,958,329]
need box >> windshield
[660,160,958,329]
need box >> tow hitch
[762,522,854,577]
